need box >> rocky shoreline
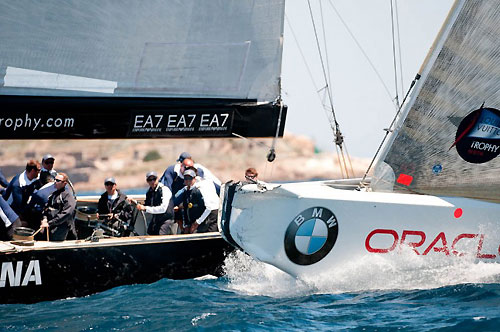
[0,133,371,192]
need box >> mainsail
[372,0,500,203]
[0,0,286,139]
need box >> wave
[223,249,500,297]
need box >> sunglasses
[55,179,64,183]
[147,177,157,182]
[44,160,54,164]
[105,182,115,186]
[184,176,193,181]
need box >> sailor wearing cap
[160,152,222,197]
[174,168,219,234]
[97,177,133,235]
[159,152,194,195]
[136,171,178,235]
[40,154,57,185]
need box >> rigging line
[307,0,339,127]
[390,0,400,109]
[286,15,340,142]
[319,0,334,101]
[309,0,351,178]
[339,146,350,179]
[335,144,345,179]
[267,100,284,162]
[342,140,355,177]
[359,73,421,186]
[285,15,321,93]
[394,0,405,97]
[287,10,348,177]
[264,158,269,182]
[326,0,398,110]
[231,132,271,149]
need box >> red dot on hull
[454,208,463,218]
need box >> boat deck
[0,232,223,254]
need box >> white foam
[191,313,216,326]
[223,249,500,297]
[194,275,218,281]
[223,251,313,297]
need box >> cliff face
[0,133,370,191]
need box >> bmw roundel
[284,207,339,265]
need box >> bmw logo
[284,207,339,265]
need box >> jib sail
[372,0,500,203]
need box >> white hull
[219,180,500,279]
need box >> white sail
[0,0,284,101]
[372,0,500,203]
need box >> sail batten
[372,0,500,203]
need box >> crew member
[40,154,57,185]
[41,172,77,241]
[160,152,221,195]
[0,169,9,195]
[2,160,41,214]
[23,176,57,231]
[175,168,219,234]
[159,152,190,190]
[97,177,133,235]
[0,196,21,241]
[136,171,177,235]
[245,167,259,182]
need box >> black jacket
[97,189,133,223]
[44,185,76,227]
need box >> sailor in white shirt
[160,152,221,196]
[136,171,178,235]
[175,168,219,234]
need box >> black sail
[0,0,286,139]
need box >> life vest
[145,184,174,223]
[182,186,206,226]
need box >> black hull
[0,234,232,304]
[0,96,286,139]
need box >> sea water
[1,251,499,331]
